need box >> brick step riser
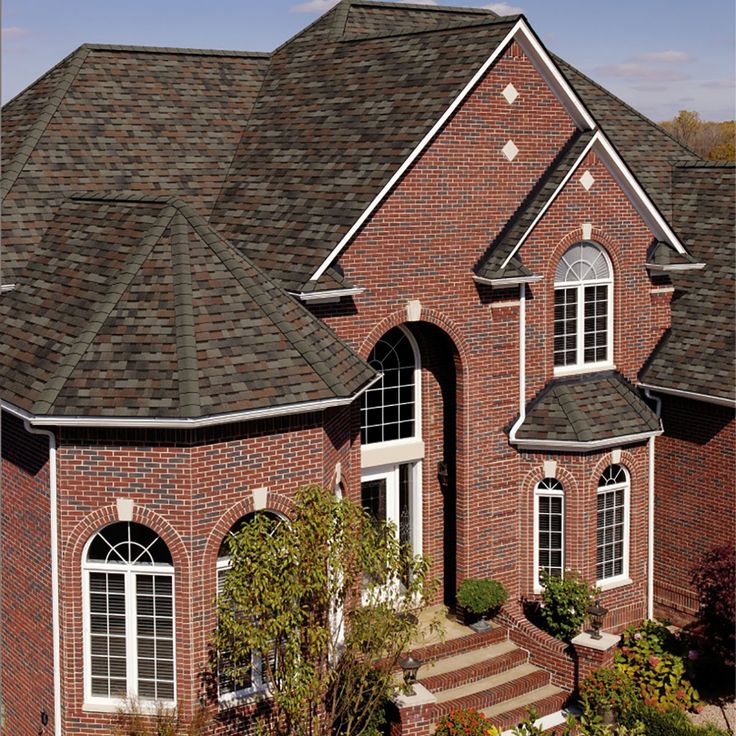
[420,648,528,692]
[409,626,507,664]
[430,669,551,718]
[483,691,570,733]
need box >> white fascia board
[290,287,366,303]
[645,262,706,272]
[472,273,543,287]
[0,374,384,429]
[501,131,686,269]
[513,428,662,451]
[637,382,736,409]
[310,18,595,284]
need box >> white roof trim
[310,18,595,283]
[513,428,662,451]
[290,287,366,303]
[501,131,687,269]
[472,273,543,287]
[0,373,383,429]
[637,382,736,409]
[644,262,706,272]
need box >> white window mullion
[127,569,138,701]
[576,283,584,367]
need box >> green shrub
[539,570,594,641]
[580,667,638,718]
[457,578,508,616]
[615,620,700,711]
[435,708,494,736]
[620,702,730,736]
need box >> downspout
[508,284,527,443]
[643,389,662,621]
[22,420,61,736]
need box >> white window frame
[82,530,176,713]
[553,242,614,376]
[216,511,285,705]
[596,465,630,587]
[533,478,565,593]
[361,325,422,449]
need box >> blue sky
[2,0,734,120]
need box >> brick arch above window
[544,227,624,285]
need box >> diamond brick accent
[502,139,519,161]
[580,169,595,190]
[502,82,519,104]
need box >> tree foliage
[538,570,595,641]
[660,110,735,161]
[213,485,434,736]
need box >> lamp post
[587,599,608,640]
[398,654,422,695]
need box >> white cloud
[635,50,691,63]
[2,26,28,38]
[595,63,689,83]
[290,0,339,13]
[483,2,523,15]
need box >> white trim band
[513,428,662,451]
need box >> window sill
[83,700,176,715]
[219,688,271,710]
[596,576,632,592]
[553,362,615,378]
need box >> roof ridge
[555,384,593,442]
[1,46,90,202]
[271,1,344,55]
[178,208,352,398]
[554,54,702,161]
[32,204,177,414]
[341,15,515,44]
[353,0,497,15]
[82,43,270,58]
[170,212,201,415]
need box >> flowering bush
[615,621,700,711]
[580,667,638,717]
[434,709,495,736]
[539,570,595,641]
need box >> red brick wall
[0,411,55,736]
[654,397,735,624]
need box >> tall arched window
[216,511,284,701]
[83,522,175,705]
[361,326,420,445]
[534,478,564,589]
[596,464,629,583]
[554,242,613,371]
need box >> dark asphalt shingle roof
[639,164,735,403]
[516,372,661,444]
[0,195,374,418]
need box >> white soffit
[501,131,687,269]
[310,18,596,283]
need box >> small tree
[539,570,595,641]
[214,485,434,736]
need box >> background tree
[214,485,435,736]
[660,110,735,161]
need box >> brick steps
[409,624,507,665]
[481,684,568,731]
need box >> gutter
[0,375,383,429]
[644,262,706,273]
[472,274,543,288]
[637,382,735,409]
[290,287,366,303]
[507,284,527,445]
[643,388,662,621]
[512,428,663,452]
[19,419,61,736]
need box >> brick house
[0,1,733,734]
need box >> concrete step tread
[419,639,520,680]
[433,662,541,704]
[481,684,567,719]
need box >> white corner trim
[637,382,736,408]
[501,131,687,270]
[116,498,135,522]
[513,429,662,451]
[252,487,268,511]
[310,18,595,283]
[292,287,365,303]
[0,375,384,428]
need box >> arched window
[534,478,564,589]
[361,326,419,445]
[216,511,284,701]
[554,242,613,371]
[83,522,175,705]
[596,464,629,583]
